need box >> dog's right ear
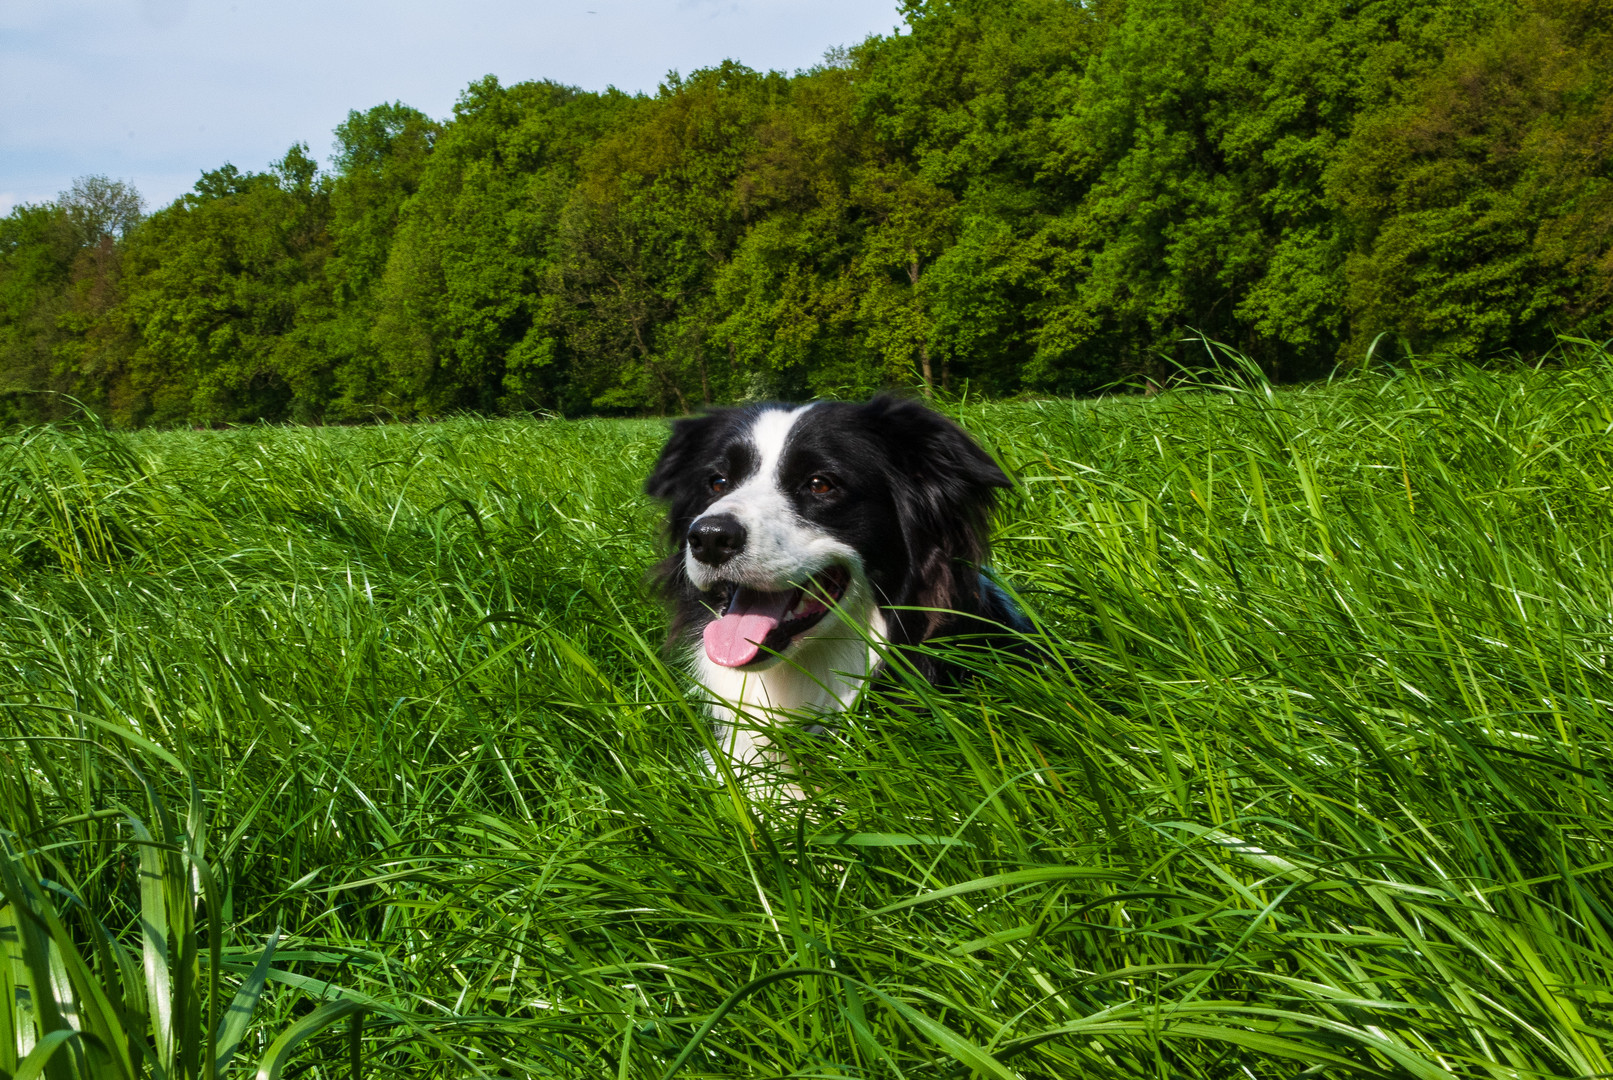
[862,396,1011,632]
[645,413,721,501]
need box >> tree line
[3,0,1610,426]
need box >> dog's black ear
[862,396,1011,632]
[646,412,727,633]
[866,395,1010,496]
[645,413,722,501]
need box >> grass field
[3,351,1612,1078]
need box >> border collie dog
[645,396,1028,792]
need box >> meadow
[2,350,1612,1078]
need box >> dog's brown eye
[806,475,834,495]
[709,475,729,494]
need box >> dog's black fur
[645,395,1028,686]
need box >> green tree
[0,176,144,422]
[0,202,79,419]
[1030,0,1518,384]
[556,63,788,412]
[116,147,333,424]
[1333,0,1613,358]
[11,0,1612,428]
[709,59,879,399]
[374,77,631,416]
[325,102,440,417]
[852,0,1103,394]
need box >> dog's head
[645,396,1010,668]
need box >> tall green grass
[1,350,1611,1077]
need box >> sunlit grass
[1,347,1611,1076]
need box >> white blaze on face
[684,403,891,788]
[684,404,860,592]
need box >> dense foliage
[3,353,1613,1076]
[4,0,1612,425]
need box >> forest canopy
[4,0,1611,425]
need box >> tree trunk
[908,252,932,396]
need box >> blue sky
[1,0,904,216]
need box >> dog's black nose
[688,514,746,566]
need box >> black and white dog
[645,396,1028,791]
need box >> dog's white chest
[693,607,888,777]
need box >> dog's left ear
[863,397,1011,624]
[872,396,1010,493]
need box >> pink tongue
[703,588,795,667]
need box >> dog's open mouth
[703,567,851,668]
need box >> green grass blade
[214,930,279,1077]
[125,816,173,1073]
[13,1028,88,1080]
[252,1000,367,1080]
